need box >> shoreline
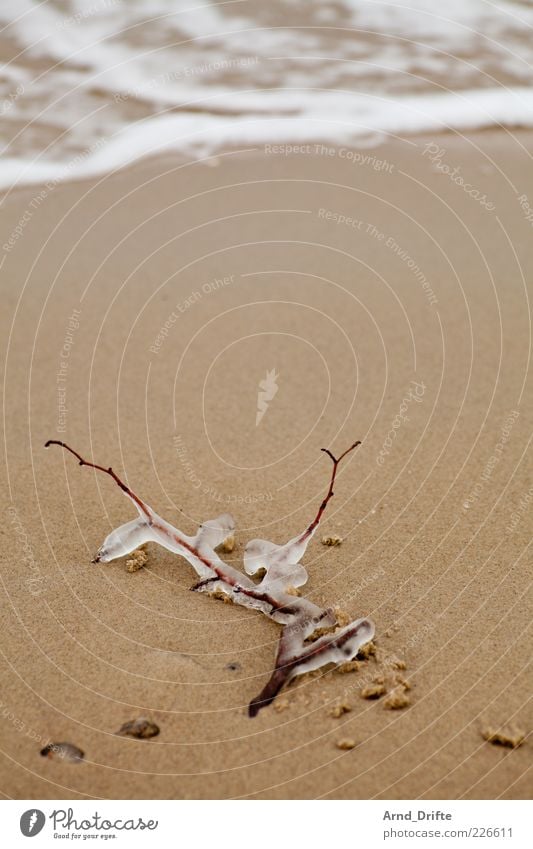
[1,129,531,799]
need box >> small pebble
[40,742,84,763]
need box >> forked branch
[302,440,361,540]
[45,437,373,715]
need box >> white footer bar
[5,800,531,848]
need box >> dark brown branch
[45,441,241,579]
[46,438,368,717]
[45,440,299,616]
[248,618,369,716]
[190,576,298,617]
[249,668,290,717]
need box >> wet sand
[0,130,531,799]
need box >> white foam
[3,85,532,191]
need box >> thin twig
[45,440,152,520]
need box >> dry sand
[0,131,531,799]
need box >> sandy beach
[1,130,531,799]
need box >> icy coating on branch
[45,439,374,716]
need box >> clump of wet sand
[482,725,526,749]
[125,546,148,573]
